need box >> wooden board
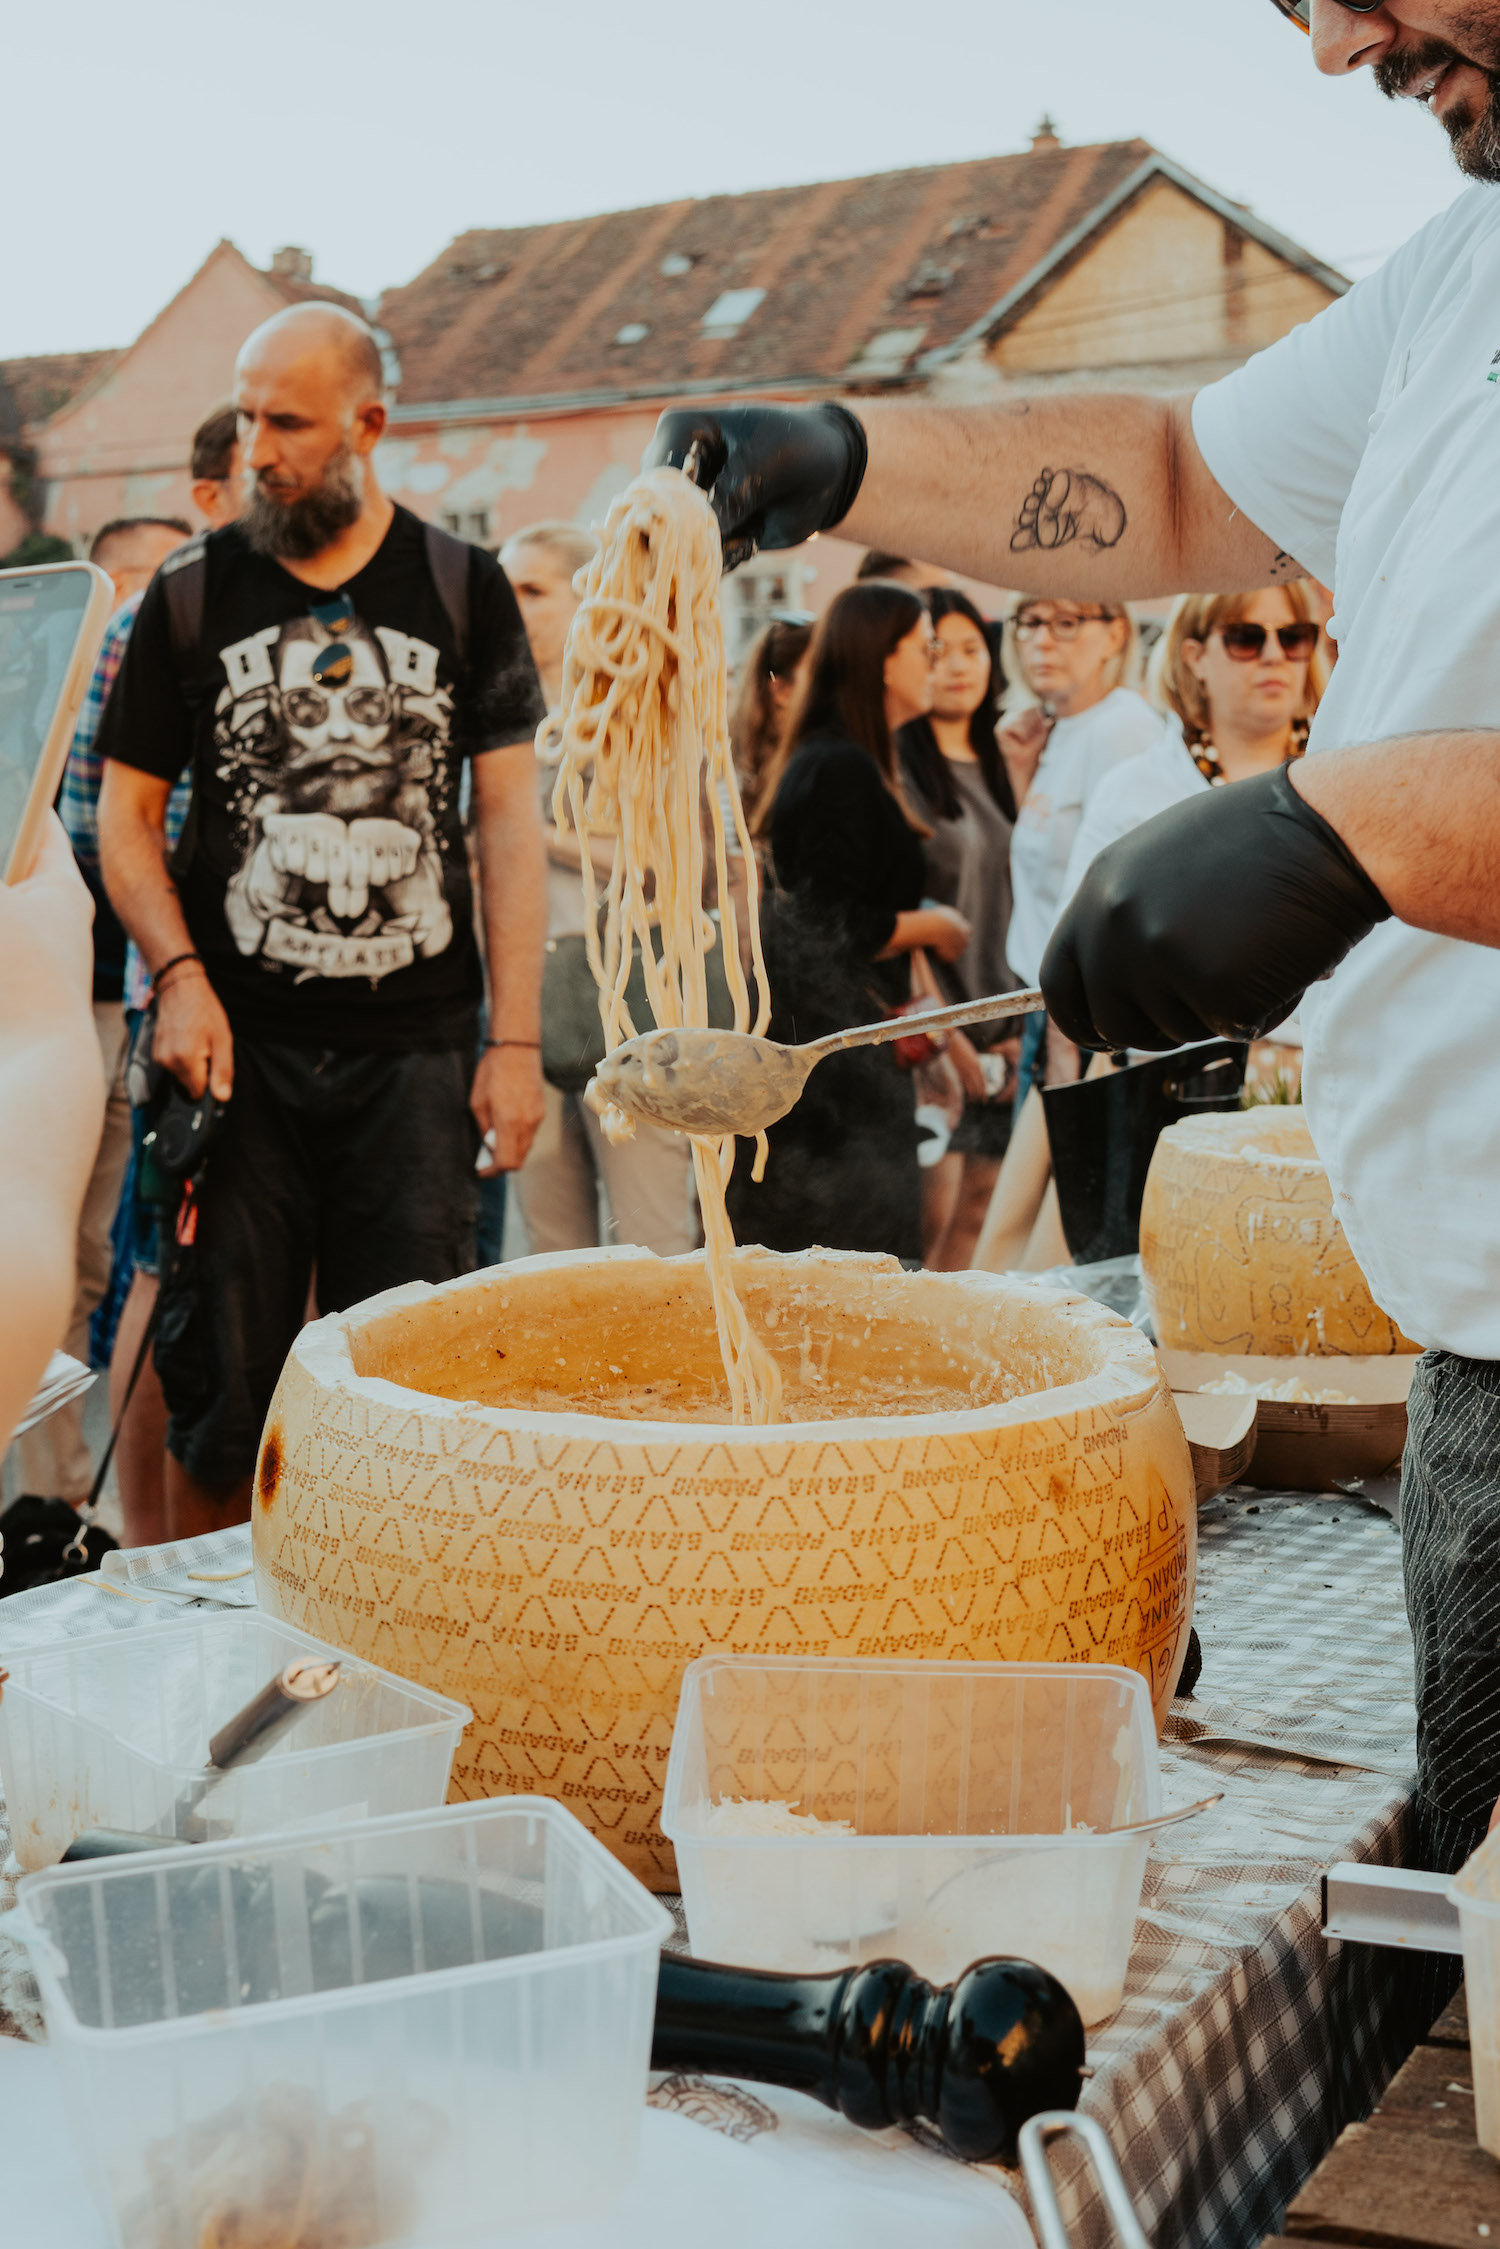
[1173,1387,1259,1501]
[1278,2015,1500,2248]
[1162,1349,1414,1493]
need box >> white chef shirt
[1193,184,1500,1357]
[1005,687,1164,984]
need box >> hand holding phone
[0,810,95,1017]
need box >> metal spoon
[809,1795,1224,1952]
[589,987,1046,1137]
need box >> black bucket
[1041,1041,1249,1267]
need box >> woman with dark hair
[727,582,969,1262]
[729,614,813,831]
[898,588,1021,1268]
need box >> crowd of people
[0,291,1330,1581]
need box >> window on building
[701,288,766,339]
[722,562,814,670]
[441,508,492,546]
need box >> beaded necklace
[1186,718,1309,787]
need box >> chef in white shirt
[644,0,1500,1906]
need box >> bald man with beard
[98,304,548,1539]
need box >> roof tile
[382,140,1160,405]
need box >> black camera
[143,1083,224,1183]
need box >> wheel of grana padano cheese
[252,1246,1196,1888]
[1139,1107,1418,1357]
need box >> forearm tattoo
[1267,549,1306,582]
[1011,467,1127,556]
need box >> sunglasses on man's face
[1216,620,1320,662]
[1267,0,1385,28]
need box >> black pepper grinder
[652,1951,1085,2165]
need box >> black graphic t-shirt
[97,505,545,1050]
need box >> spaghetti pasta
[539,467,783,1425]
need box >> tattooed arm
[838,395,1298,601]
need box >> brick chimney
[270,246,313,283]
[1030,115,1061,150]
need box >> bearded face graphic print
[219,614,455,982]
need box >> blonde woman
[972,583,1324,1272]
[1062,582,1323,889]
[1061,581,1324,1097]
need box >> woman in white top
[1003,598,1162,1000]
[1060,582,1324,1087]
[968,598,1159,1272]
[502,520,699,1260]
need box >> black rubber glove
[1041,762,1391,1051]
[644,402,868,572]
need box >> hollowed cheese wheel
[1139,1108,1418,1357]
[252,1247,1196,1888]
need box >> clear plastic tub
[661,1654,1160,2026]
[14,1797,672,2248]
[0,1611,472,1870]
[1450,1831,1500,2157]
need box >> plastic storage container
[14,1798,672,2248]
[1450,1831,1500,2158]
[0,1611,472,1870]
[661,1654,1160,2026]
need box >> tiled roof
[383,138,1191,408]
[0,350,119,439]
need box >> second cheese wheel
[1139,1107,1417,1357]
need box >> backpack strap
[158,536,209,883]
[160,534,208,664]
[423,519,472,669]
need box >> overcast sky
[4,0,1465,361]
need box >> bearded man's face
[1376,6,1500,180]
[242,441,365,563]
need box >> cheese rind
[1139,1109,1417,1357]
[251,1247,1197,1888]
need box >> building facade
[3,133,1343,640]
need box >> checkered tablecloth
[0,1492,1418,2249]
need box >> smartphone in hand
[0,560,114,881]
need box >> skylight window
[701,288,765,338]
[660,252,694,278]
[614,322,650,346]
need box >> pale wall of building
[37,245,286,553]
[991,177,1335,375]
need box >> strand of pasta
[539,467,782,1426]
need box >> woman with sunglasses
[1065,586,1323,893]
[1065,584,1324,1089]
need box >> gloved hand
[644,402,868,571]
[1041,762,1390,1050]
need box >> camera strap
[64,1289,164,1559]
[61,1123,213,1564]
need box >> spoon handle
[805,987,1045,1061]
